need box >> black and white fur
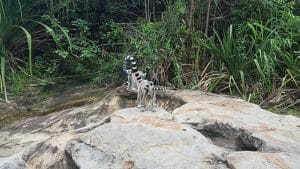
[123,55,145,92]
[123,55,165,112]
[137,80,166,112]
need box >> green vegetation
[0,0,299,113]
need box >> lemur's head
[136,71,146,78]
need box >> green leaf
[0,56,7,102]
[32,20,58,44]
[51,19,72,51]
[0,0,6,22]
[17,26,32,75]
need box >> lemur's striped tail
[123,55,145,91]
[123,55,138,74]
[122,55,130,73]
[126,55,145,84]
[153,86,167,91]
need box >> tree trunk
[152,0,156,21]
[204,0,211,37]
[187,0,195,32]
[202,0,212,68]
[144,0,151,21]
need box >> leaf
[32,20,58,44]
[51,19,73,51]
[0,56,7,102]
[254,58,264,79]
[0,0,6,22]
[17,0,23,21]
[17,26,32,75]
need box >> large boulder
[65,108,227,169]
[0,88,299,169]
[172,90,300,154]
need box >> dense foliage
[0,0,299,112]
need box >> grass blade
[17,0,23,21]
[17,26,32,75]
[32,20,58,44]
[50,18,73,51]
[0,0,6,22]
[0,56,7,102]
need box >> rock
[0,152,26,169]
[172,91,300,154]
[65,108,227,169]
[0,88,299,169]
[227,151,300,169]
[0,85,109,128]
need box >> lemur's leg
[151,91,156,112]
[137,86,143,108]
[153,91,157,111]
[141,89,147,112]
[127,73,132,90]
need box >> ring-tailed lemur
[123,55,145,92]
[137,79,166,112]
[123,55,165,112]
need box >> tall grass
[0,0,63,102]
[202,25,249,80]
[246,23,277,88]
[281,51,300,84]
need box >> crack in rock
[189,122,265,151]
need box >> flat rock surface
[226,151,300,169]
[0,87,299,169]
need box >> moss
[268,107,300,117]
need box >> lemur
[123,55,145,92]
[123,55,165,112]
[137,79,166,112]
